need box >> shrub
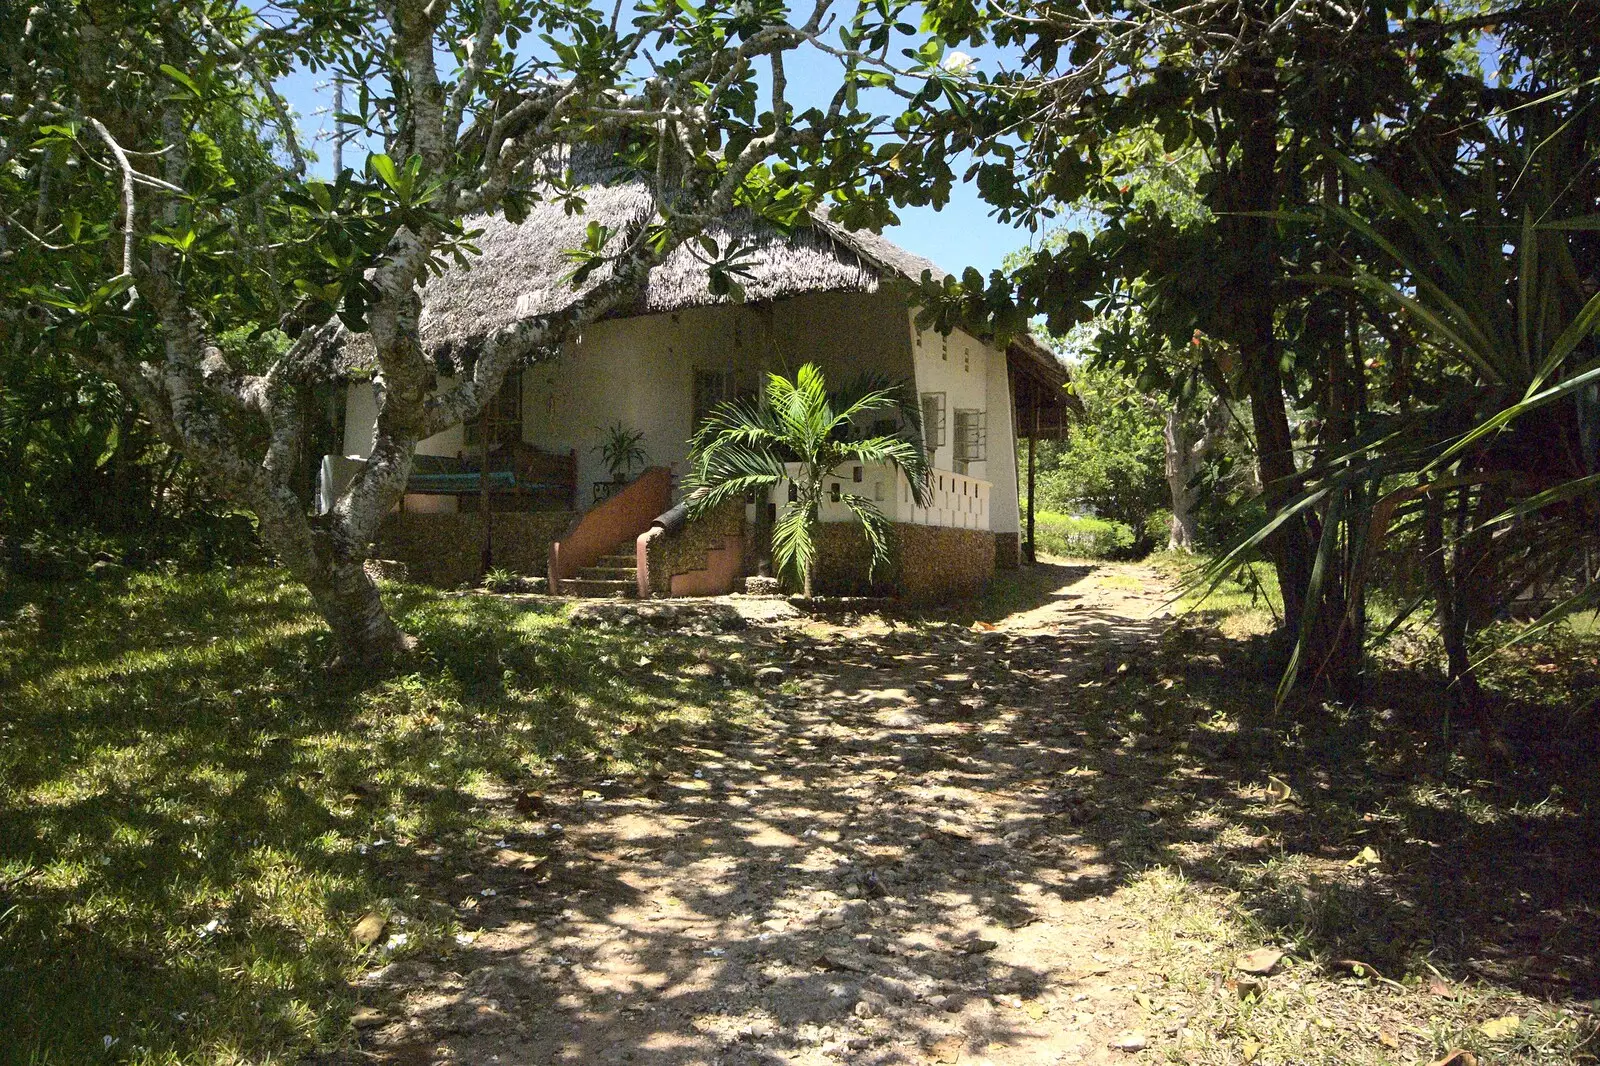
[1033,511,1138,559]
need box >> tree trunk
[1165,409,1201,552]
[1423,487,1509,762]
[1223,47,1314,639]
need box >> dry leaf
[928,1035,963,1063]
[1479,1014,1521,1040]
[1234,947,1285,975]
[1348,845,1382,867]
[351,1006,385,1028]
[1428,979,1454,997]
[1109,1031,1148,1053]
[1377,1029,1400,1049]
[1025,1002,1049,1020]
[971,621,998,632]
[1265,776,1293,803]
[1333,958,1385,980]
[960,937,999,954]
[1425,1052,1477,1066]
[351,910,387,948]
[1242,1042,1262,1063]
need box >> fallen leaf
[1024,1001,1049,1020]
[1265,776,1293,803]
[1377,1029,1399,1049]
[1234,947,1285,975]
[1428,978,1454,997]
[960,938,999,954]
[1109,1031,1148,1053]
[1425,1052,1477,1066]
[351,910,387,948]
[1348,845,1381,867]
[1242,1042,1262,1063]
[928,1035,963,1063]
[971,621,997,632]
[1479,1014,1521,1040]
[812,952,866,973]
[1333,958,1384,980]
[350,1006,385,1028]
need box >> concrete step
[578,565,637,581]
[597,553,636,569]
[566,578,637,598]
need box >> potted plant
[593,422,648,501]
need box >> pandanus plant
[683,363,932,598]
[1204,141,1600,751]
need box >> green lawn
[0,568,758,1065]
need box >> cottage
[325,175,1069,600]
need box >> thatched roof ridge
[335,176,1065,388]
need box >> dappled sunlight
[0,567,762,1064]
[2,561,1596,1063]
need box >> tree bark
[1423,486,1509,761]
[1164,399,1226,552]
[1222,46,1314,637]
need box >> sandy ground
[355,562,1181,1066]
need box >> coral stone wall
[994,531,1021,570]
[812,522,996,602]
[642,501,747,597]
[374,512,573,587]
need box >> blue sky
[273,34,1043,277]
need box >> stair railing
[547,466,673,594]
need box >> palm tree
[684,363,932,598]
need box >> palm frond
[770,501,817,588]
[838,493,895,580]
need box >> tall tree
[2,0,902,665]
[849,0,1551,695]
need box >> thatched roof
[334,175,1065,389]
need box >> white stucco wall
[337,289,921,514]
[335,293,1026,532]
[342,381,464,460]
[342,380,468,512]
[905,317,1020,534]
[985,346,1022,536]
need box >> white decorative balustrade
[765,462,991,531]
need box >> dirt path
[360,562,1180,1065]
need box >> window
[464,370,522,449]
[693,367,742,428]
[920,392,946,456]
[953,408,987,473]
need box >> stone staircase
[566,552,638,598]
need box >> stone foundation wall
[812,522,996,602]
[994,531,1020,570]
[375,511,573,587]
[643,501,746,597]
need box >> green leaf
[369,154,400,192]
[159,64,202,98]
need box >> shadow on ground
[2,563,1596,1066]
[346,567,1598,1065]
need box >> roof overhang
[1007,333,1076,440]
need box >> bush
[1032,511,1138,559]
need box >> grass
[0,568,761,1065]
[4,560,1598,1065]
[1047,611,1600,1064]
[1151,549,1285,637]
